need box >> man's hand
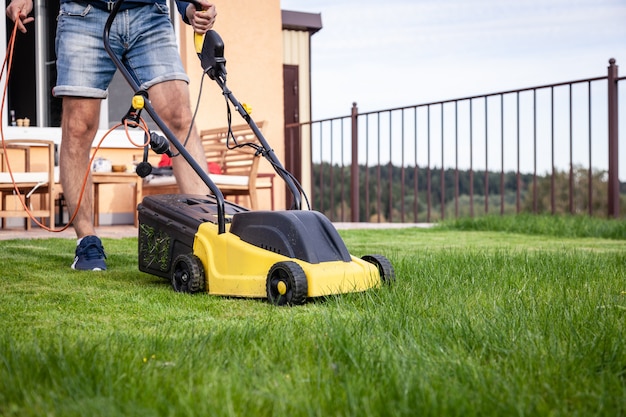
[186,1,217,34]
[6,0,34,33]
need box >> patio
[0,221,432,241]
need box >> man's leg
[59,96,107,271]
[60,97,101,238]
[148,80,211,195]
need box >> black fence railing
[286,59,625,223]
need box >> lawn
[0,215,624,416]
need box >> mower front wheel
[362,254,395,284]
[266,261,308,306]
[171,253,205,293]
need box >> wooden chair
[200,122,275,210]
[0,139,58,230]
[142,122,275,210]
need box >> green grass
[1,215,625,416]
[439,213,626,240]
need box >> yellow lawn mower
[104,0,395,305]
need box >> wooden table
[92,172,142,227]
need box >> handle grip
[190,0,205,55]
[194,33,203,54]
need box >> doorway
[283,64,300,207]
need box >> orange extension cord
[1,20,151,232]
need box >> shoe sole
[71,259,106,271]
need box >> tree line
[311,163,625,222]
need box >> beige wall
[181,0,286,210]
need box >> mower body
[138,194,389,304]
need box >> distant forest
[311,163,626,222]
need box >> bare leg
[60,97,101,239]
[148,80,210,195]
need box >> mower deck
[138,194,394,305]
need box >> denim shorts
[53,1,189,98]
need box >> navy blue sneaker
[72,235,107,271]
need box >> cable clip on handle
[122,90,148,126]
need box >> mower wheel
[171,253,205,293]
[362,254,395,284]
[266,261,308,306]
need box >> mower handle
[197,30,303,210]
[103,0,228,233]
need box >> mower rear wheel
[171,253,205,293]
[362,254,395,284]
[266,261,308,306]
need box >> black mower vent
[259,244,280,255]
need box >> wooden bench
[141,122,274,210]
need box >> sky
[280,0,626,120]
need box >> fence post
[351,102,360,222]
[607,58,620,218]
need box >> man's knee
[150,81,194,131]
[62,98,101,139]
[161,104,193,133]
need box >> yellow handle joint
[132,95,145,110]
[242,103,252,115]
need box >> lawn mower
[104,0,395,305]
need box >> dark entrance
[283,64,300,208]
[6,0,62,127]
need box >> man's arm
[175,1,192,24]
[175,0,216,33]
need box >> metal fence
[286,59,625,223]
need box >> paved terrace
[0,222,433,240]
